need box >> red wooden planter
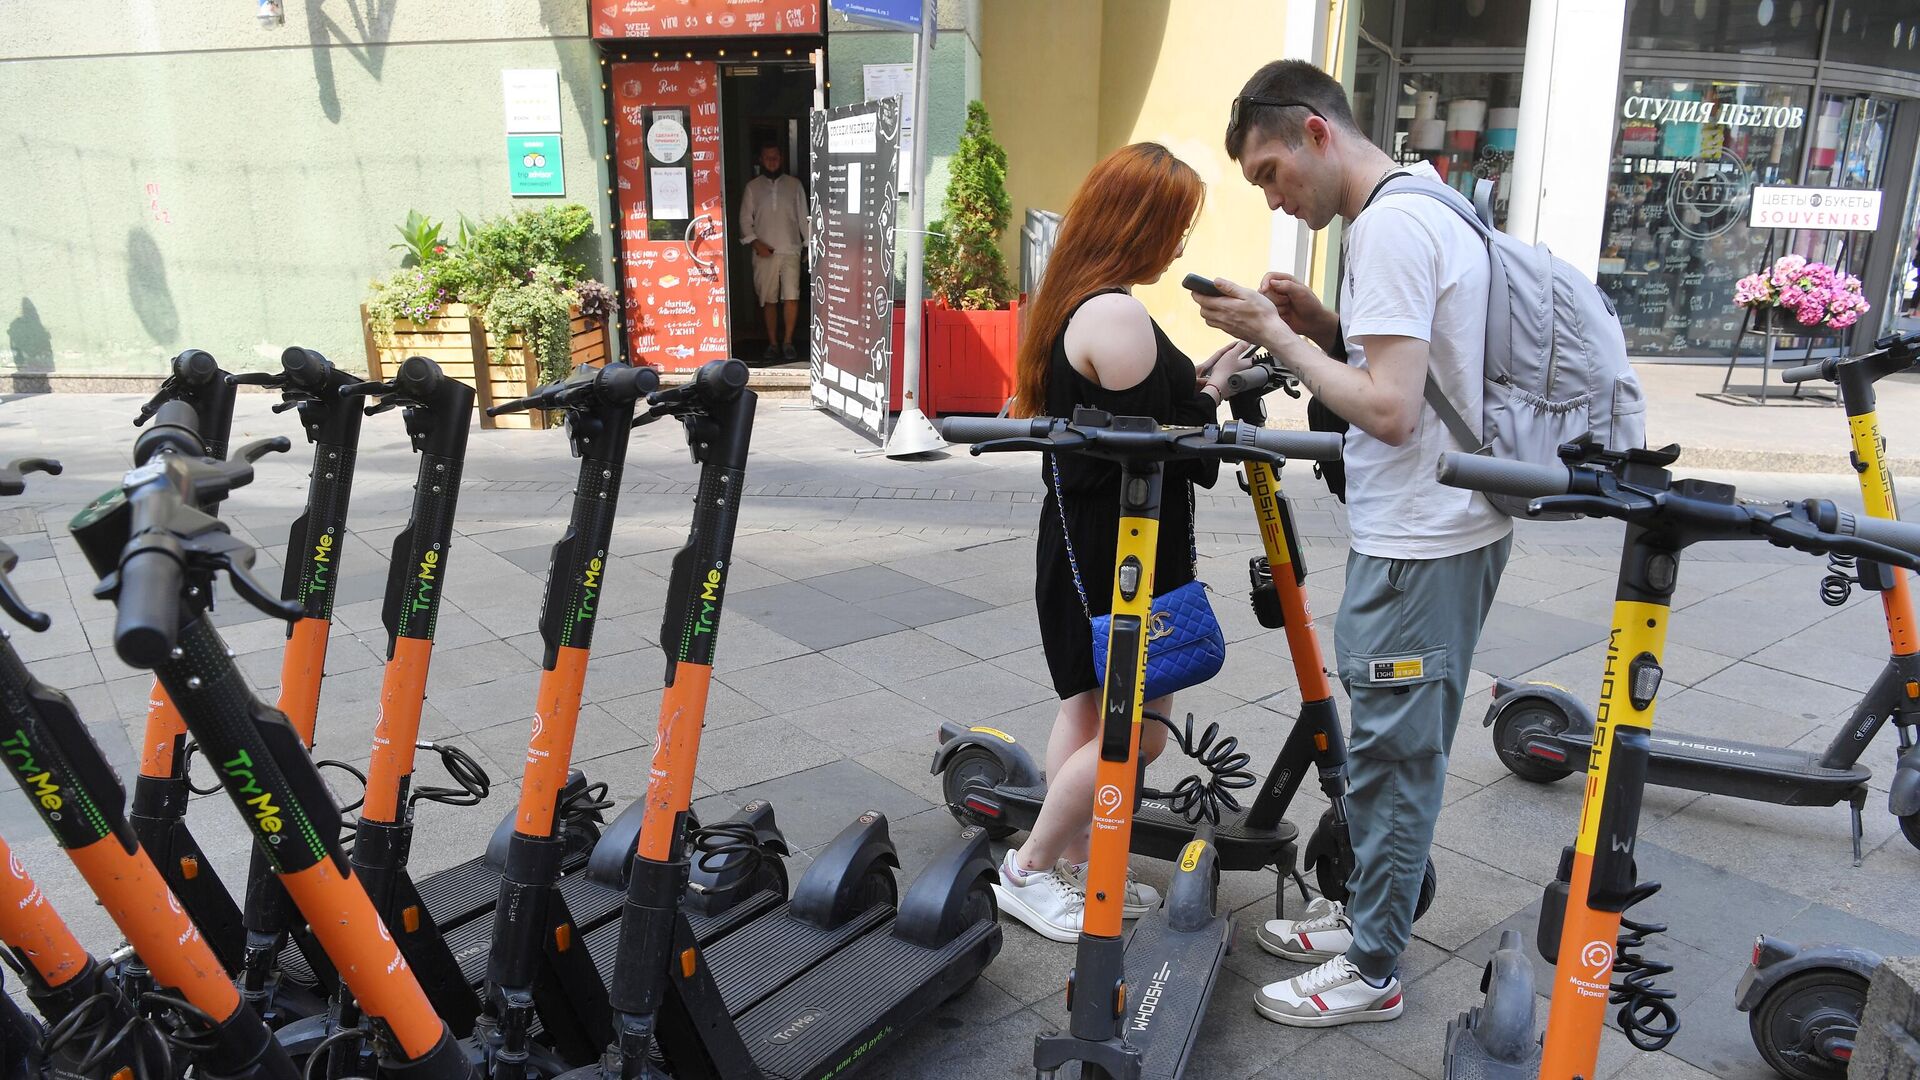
[925,298,1021,416]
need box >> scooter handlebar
[939,416,1047,444]
[1436,452,1572,499]
[113,544,184,668]
[1239,427,1341,462]
[1781,360,1832,384]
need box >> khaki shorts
[752,251,802,303]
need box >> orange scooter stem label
[516,646,591,838]
[362,636,435,824]
[637,663,712,860]
[280,858,441,1058]
[0,837,88,988]
[275,618,331,747]
[138,682,188,779]
[69,837,240,1021]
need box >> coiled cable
[1611,882,1680,1051]
[409,742,492,808]
[1821,552,1857,607]
[1139,710,1258,825]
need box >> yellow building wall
[983,0,1289,356]
[979,0,1107,279]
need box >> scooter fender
[894,826,1000,949]
[1890,744,1920,817]
[1476,930,1539,1063]
[1734,936,1882,1013]
[1165,831,1221,933]
[1483,679,1594,735]
[789,810,901,930]
[931,721,1044,787]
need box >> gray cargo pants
[1334,534,1510,983]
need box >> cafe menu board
[612,62,731,373]
[593,0,821,39]
[807,97,899,442]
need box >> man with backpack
[1191,59,1515,1028]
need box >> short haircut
[1225,59,1365,160]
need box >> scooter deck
[446,872,625,987]
[1442,1011,1539,1080]
[1116,909,1234,1080]
[580,886,785,976]
[1541,731,1873,805]
[733,915,999,1080]
[996,783,1299,866]
[414,848,592,933]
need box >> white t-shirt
[739,173,810,254]
[1338,163,1511,560]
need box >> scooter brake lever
[209,544,305,623]
[0,458,61,497]
[0,543,50,632]
[968,435,1083,457]
[237,436,294,464]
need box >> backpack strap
[1375,174,1496,453]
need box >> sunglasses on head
[1229,96,1328,131]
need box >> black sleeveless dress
[1036,289,1220,700]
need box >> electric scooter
[944,409,1340,1080]
[71,400,476,1079]
[1433,438,1920,1080]
[563,358,1004,1080]
[0,455,298,1079]
[1479,335,1920,864]
[932,362,1436,920]
[1726,331,1920,1080]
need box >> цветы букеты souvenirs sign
[593,0,822,38]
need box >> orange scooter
[72,400,475,1079]
[0,456,296,1079]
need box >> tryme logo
[769,1008,824,1045]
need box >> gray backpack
[1381,175,1646,517]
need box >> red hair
[1012,143,1204,418]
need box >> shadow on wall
[7,300,53,374]
[126,229,180,348]
[307,0,399,123]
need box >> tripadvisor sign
[1621,95,1806,130]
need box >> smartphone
[1181,273,1225,297]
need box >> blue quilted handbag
[1052,458,1226,701]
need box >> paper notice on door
[650,168,689,220]
[847,162,862,214]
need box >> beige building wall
[983,0,1288,355]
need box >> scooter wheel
[1900,812,1920,854]
[1308,809,1440,921]
[941,746,1018,840]
[1749,967,1869,1080]
[1492,703,1577,783]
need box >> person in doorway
[738,143,810,363]
[995,141,1256,942]
[1190,59,1511,1027]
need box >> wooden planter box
[925,297,1021,416]
[362,304,614,430]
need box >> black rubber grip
[941,416,1047,443]
[280,346,330,389]
[396,355,443,399]
[1226,366,1272,395]
[599,363,661,405]
[1837,511,1920,561]
[1241,427,1341,461]
[1435,452,1572,498]
[115,548,184,667]
[176,349,220,387]
[1781,361,1830,384]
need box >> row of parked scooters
[0,333,1914,1080]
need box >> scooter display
[0,455,297,1079]
[932,361,1436,920]
[71,401,475,1079]
[1480,331,1920,863]
[565,358,1004,1080]
[943,408,1341,1080]
[1433,438,1920,1080]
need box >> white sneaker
[1059,861,1162,918]
[1255,955,1403,1028]
[1257,895,1353,962]
[991,852,1084,943]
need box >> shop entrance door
[612,61,730,374]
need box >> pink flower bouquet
[1733,255,1870,331]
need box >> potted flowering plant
[1733,255,1871,335]
[921,101,1020,416]
[362,204,613,429]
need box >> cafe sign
[1621,96,1805,129]
[1749,185,1882,232]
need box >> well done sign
[1748,185,1882,232]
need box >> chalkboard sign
[807,97,900,442]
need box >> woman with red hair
[995,142,1254,942]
